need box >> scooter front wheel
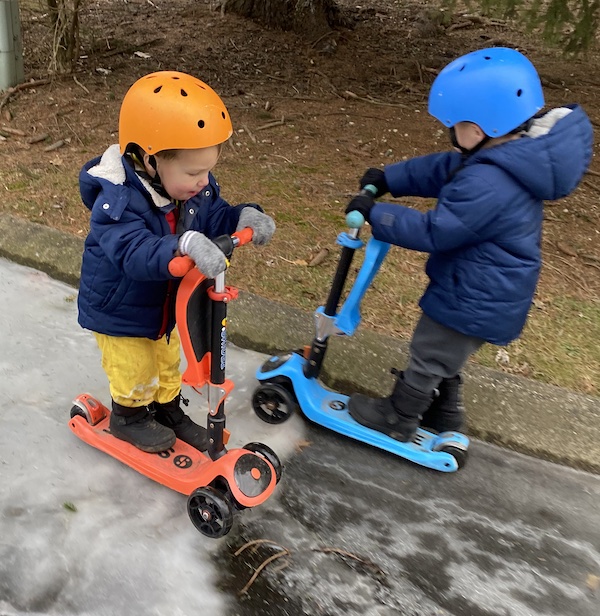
[252,383,297,425]
[187,486,234,538]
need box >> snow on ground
[0,258,305,615]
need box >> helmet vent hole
[153,86,162,94]
[196,83,206,90]
[516,89,523,97]
[459,64,465,72]
[484,56,491,60]
[198,120,205,128]
[221,112,226,119]
[181,89,188,97]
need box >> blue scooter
[251,187,469,472]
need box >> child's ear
[142,151,158,173]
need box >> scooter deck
[258,353,469,472]
[69,397,277,505]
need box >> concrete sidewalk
[1,213,598,473]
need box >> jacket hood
[79,144,171,213]
[472,105,593,201]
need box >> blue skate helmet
[428,47,545,137]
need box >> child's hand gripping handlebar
[345,183,378,229]
[168,227,254,277]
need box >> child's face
[152,146,221,201]
[452,122,485,151]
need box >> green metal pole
[0,0,24,91]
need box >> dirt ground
[1,0,599,392]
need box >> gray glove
[236,206,276,246]
[178,231,227,278]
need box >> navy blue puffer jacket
[77,145,251,338]
[370,105,593,345]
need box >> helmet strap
[144,154,170,199]
[449,127,490,157]
[126,147,171,200]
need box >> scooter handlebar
[345,183,377,229]
[168,227,254,277]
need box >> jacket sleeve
[370,169,502,253]
[384,151,463,198]
[90,196,179,281]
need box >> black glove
[360,167,388,198]
[344,193,376,224]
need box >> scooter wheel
[187,486,234,538]
[252,383,297,424]
[70,395,107,425]
[243,442,283,483]
[70,405,91,423]
[438,445,468,470]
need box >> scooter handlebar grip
[168,256,195,277]
[362,184,378,196]
[345,183,377,228]
[232,226,254,247]
[345,210,365,229]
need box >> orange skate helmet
[119,71,233,154]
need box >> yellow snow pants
[93,330,182,407]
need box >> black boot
[421,374,465,433]
[153,395,208,452]
[348,371,435,442]
[110,401,176,453]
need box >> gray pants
[403,312,485,394]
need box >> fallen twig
[0,126,26,136]
[270,153,293,164]
[44,139,65,152]
[582,260,600,272]
[234,538,287,556]
[343,90,409,108]
[0,78,52,113]
[73,75,89,94]
[241,124,256,143]
[582,179,600,193]
[314,546,386,579]
[27,133,49,144]
[255,117,285,131]
[239,550,290,595]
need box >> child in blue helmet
[345,47,593,442]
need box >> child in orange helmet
[77,71,275,453]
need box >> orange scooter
[69,228,282,538]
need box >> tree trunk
[47,0,81,73]
[224,0,344,37]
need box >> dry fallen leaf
[586,573,600,592]
[295,439,312,452]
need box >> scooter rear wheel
[187,486,234,538]
[252,383,297,424]
[437,444,468,470]
[243,442,283,483]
